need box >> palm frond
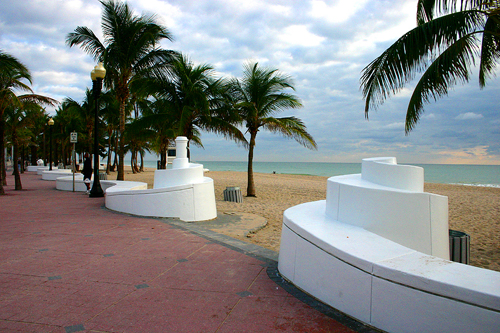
[479,13,500,86]
[417,0,491,24]
[405,32,478,133]
[66,26,105,61]
[261,117,317,150]
[361,9,485,117]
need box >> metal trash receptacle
[449,229,470,264]
[223,186,243,203]
[98,172,108,180]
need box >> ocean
[141,160,500,188]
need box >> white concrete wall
[278,200,500,333]
[153,164,204,189]
[104,136,217,222]
[325,158,448,259]
[105,177,216,222]
[41,169,73,181]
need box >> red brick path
[0,172,356,333]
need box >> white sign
[70,132,78,143]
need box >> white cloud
[277,25,326,47]
[310,0,369,24]
[455,112,484,120]
[0,0,498,164]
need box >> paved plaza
[0,171,373,333]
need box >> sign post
[70,132,78,192]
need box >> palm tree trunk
[0,118,5,193]
[13,137,22,191]
[106,133,111,174]
[140,151,144,172]
[246,131,257,197]
[117,100,125,180]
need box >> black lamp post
[89,62,106,198]
[48,117,54,170]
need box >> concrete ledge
[105,177,216,222]
[41,169,72,180]
[278,200,500,332]
[56,175,147,192]
[27,165,45,172]
[36,166,58,175]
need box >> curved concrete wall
[278,157,499,332]
[104,136,217,222]
[279,201,500,333]
[325,157,448,259]
[153,163,204,189]
[105,177,216,222]
[41,169,73,181]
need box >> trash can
[98,172,108,180]
[449,229,470,264]
[223,187,243,203]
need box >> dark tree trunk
[140,151,144,172]
[0,118,5,193]
[13,137,22,191]
[30,144,37,166]
[246,131,257,197]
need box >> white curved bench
[56,175,147,193]
[104,137,217,222]
[278,157,500,332]
[105,177,216,222]
[279,201,500,332]
[37,166,58,175]
[41,169,72,180]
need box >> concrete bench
[279,200,500,332]
[56,175,147,193]
[278,157,500,332]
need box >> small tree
[231,62,317,197]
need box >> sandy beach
[116,167,500,272]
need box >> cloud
[0,0,498,164]
[455,112,484,120]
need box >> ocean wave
[451,183,500,188]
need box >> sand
[115,167,500,272]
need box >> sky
[1,0,499,165]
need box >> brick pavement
[0,171,372,333]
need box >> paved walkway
[0,171,371,333]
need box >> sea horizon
[136,160,500,188]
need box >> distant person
[82,153,93,194]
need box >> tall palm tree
[0,51,57,194]
[361,0,500,134]
[136,54,246,157]
[66,0,176,180]
[63,90,96,153]
[4,102,45,190]
[231,62,317,197]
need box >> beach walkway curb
[0,172,373,333]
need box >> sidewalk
[0,171,370,333]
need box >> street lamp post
[48,117,54,170]
[89,62,106,198]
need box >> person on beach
[82,153,92,194]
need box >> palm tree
[361,0,500,134]
[100,90,120,173]
[66,0,176,180]
[63,90,96,153]
[4,102,46,190]
[128,98,176,169]
[0,51,57,194]
[136,54,247,157]
[231,62,317,197]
